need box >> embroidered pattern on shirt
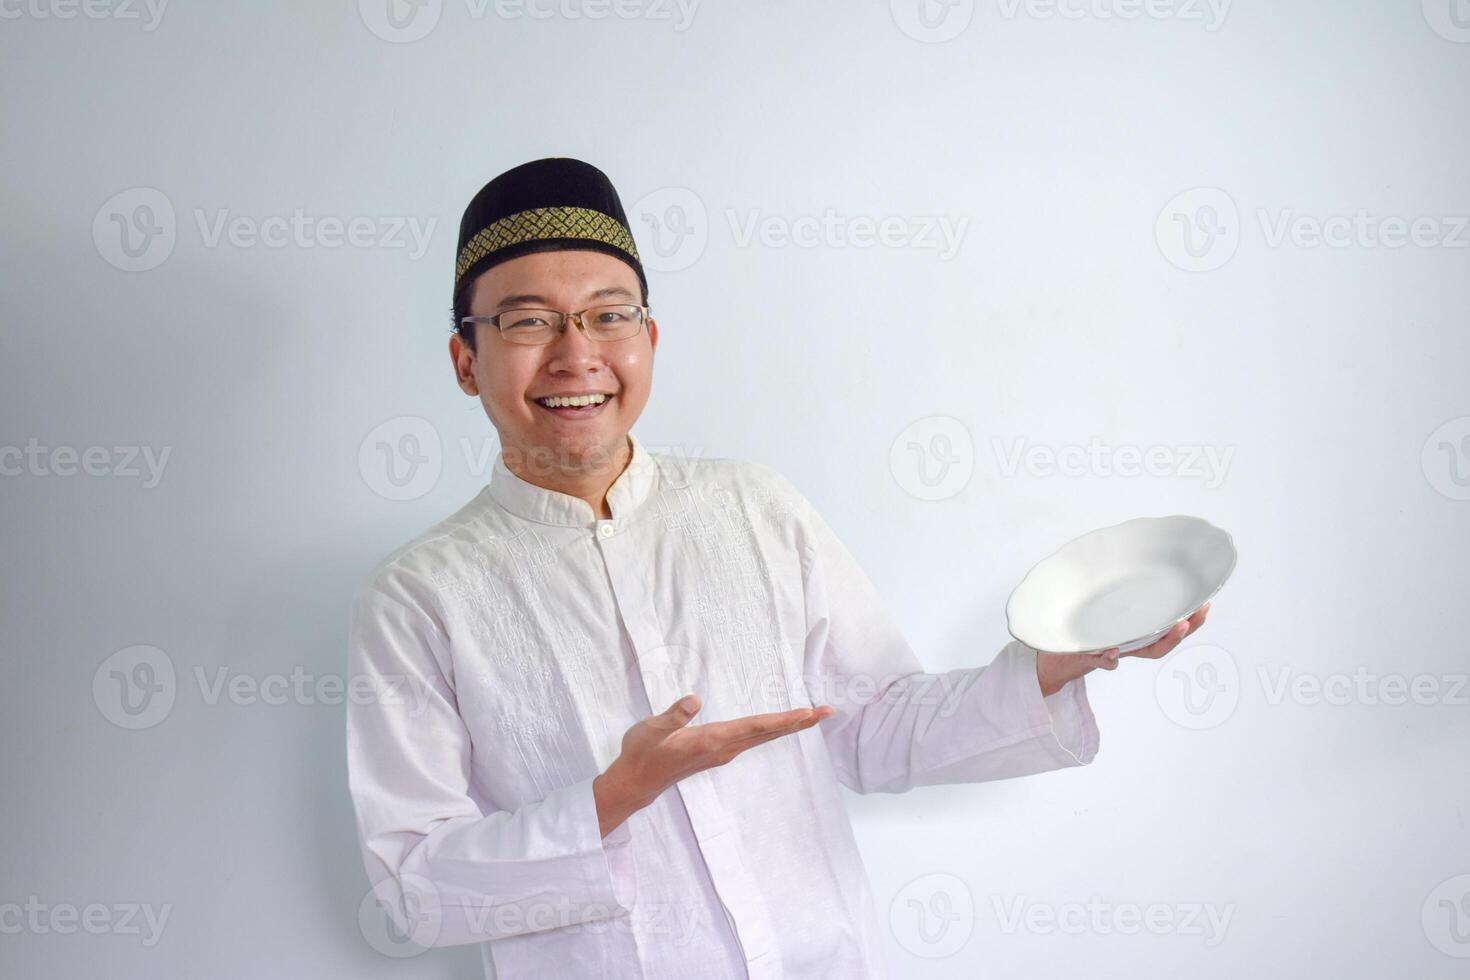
[749,483,796,530]
[655,479,794,713]
[430,539,582,796]
[491,525,559,600]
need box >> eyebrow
[493,285,637,310]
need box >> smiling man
[345,157,1208,979]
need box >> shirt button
[598,521,616,538]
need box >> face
[450,249,658,479]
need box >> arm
[792,492,1100,795]
[345,581,634,948]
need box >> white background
[2,1,1467,977]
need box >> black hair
[452,290,475,351]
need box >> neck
[502,435,632,520]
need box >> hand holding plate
[1034,602,1212,697]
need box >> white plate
[1005,515,1235,655]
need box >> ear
[647,315,658,353]
[450,333,479,395]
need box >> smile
[531,392,615,419]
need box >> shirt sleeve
[345,578,635,948]
[788,488,1101,795]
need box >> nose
[545,312,604,367]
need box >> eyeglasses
[461,304,652,346]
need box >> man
[345,157,1211,978]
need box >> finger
[714,705,831,741]
[643,693,702,731]
[760,704,833,734]
[1175,603,1209,636]
[726,713,826,751]
[722,705,834,748]
[1134,619,1191,659]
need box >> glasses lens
[498,309,559,345]
[583,305,644,341]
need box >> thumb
[648,693,700,730]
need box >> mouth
[530,392,616,420]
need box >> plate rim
[1005,514,1236,655]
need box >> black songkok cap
[453,157,648,308]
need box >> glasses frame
[460,304,653,346]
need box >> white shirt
[346,432,1100,979]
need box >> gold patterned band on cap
[454,206,641,293]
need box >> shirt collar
[487,431,663,527]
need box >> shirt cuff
[1014,643,1100,767]
[571,774,637,915]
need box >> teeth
[537,393,609,408]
